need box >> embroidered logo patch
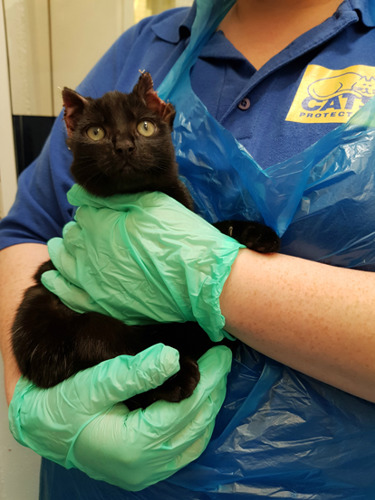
[286,64,375,123]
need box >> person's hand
[9,343,232,491]
[41,185,244,341]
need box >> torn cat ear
[62,87,89,135]
[133,71,176,127]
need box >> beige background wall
[4,0,191,119]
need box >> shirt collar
[151,1,245,62]
[349,0,375,27]
[151,3,196,43]
[151,0,374,51]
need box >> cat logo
[286,64,375,124]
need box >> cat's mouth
[101,161,157,193]
[103,156,137,175]
[111,155,161,178]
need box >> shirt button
[238,97,250,110]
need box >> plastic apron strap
[158,0,236,99]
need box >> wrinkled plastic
[40,345,375,499]
[41,0,375,498]
[161,0,375,495]
[41,186,243,341]
[170,78,375,268]
[159,0,375,272]
[10,344,232,491]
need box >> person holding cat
[1,0,375,498]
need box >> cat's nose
[114,139,136,155]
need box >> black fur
[12,72,279,410]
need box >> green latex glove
[41,185,244,341]
[9,344,232,491]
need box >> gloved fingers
[9,344,181,465]
[71,345,232,490]
[73,403,216,491]
[61,220,79,240]
[76,344,231,431]
[41,269,103,315]
[10,344,181,434]
[102,345,232,447]
[144,345,232,444]
[138,345,232,434]
[47,236,79,284]
[68,344,181,412]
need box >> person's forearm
[0,243,49,404]
[220,249,375,402]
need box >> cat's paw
[124,358,200,410]
[239,223,280,253]
[159,358,200,402]
[215,220,280,253]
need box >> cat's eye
[137,120,156,137]
[86,126,106,141]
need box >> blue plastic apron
[41,1,375,498]
[159,0,375,271]
[159,0,375,497]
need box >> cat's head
[62,72,178,197]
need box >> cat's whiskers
[72,156,107,190]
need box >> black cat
[12,72,279,410]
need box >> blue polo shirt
[1,0,375,250]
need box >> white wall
[0,370,41,500]
[4,0,192,118]
[0,4,40,498]
[4,0,136,117]
[0,1,17,219]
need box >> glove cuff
[188,242,243,341]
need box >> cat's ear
[133,72,176,127]
[62,88,89,136]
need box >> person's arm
[221,249,375,403]
[0,243,49,403]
